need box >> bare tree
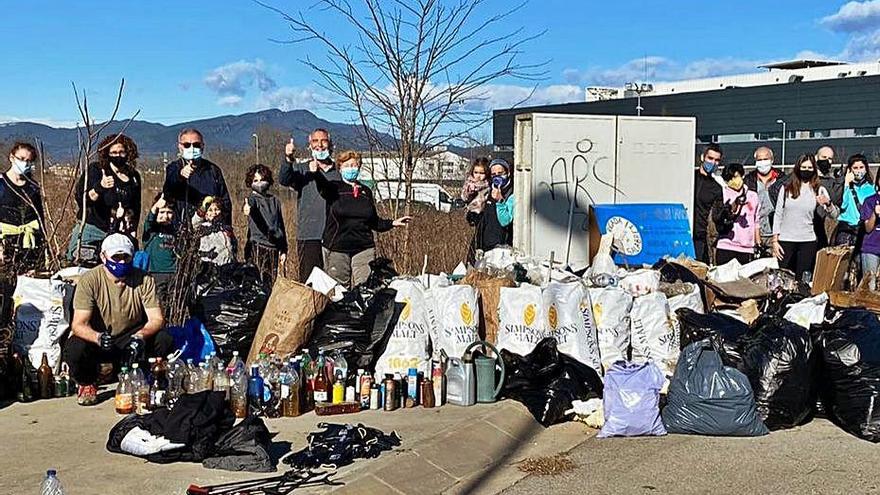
[261,0,545,271]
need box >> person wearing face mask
[67,134,142,263]
[814,145,844,249]
[65,234,171,406]
[858,170,880,287]
[693,144,723,263]
[834,154,875,247]
[772,154,840,282]
[712,163,759,265]
[744,146,788,254]
[312,150,411,288]
[0,142,45,273]
[142,193,178,305]
[162,128,232,225]
[243,163,287,286]
[471,157,516,260]
[279,129,341,282]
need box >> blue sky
[2,0,878,128]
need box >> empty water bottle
[41,469,65,495]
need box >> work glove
[99,332,113,351]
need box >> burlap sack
[460,270,516,345]
[247,277,330,364]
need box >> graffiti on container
[539,138,619,231]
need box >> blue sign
[592,203,694,266]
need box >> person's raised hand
[181,163,195,180]
[100,169,115,190]
[846,170,855,186]
[243,200,251,217]
[491,185,502,202]
[285,138,296,162]
[817,191,831,206]
[309,159,319,173]
[393,216,412,227]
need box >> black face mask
[109,156,128,169]
[796,168,816,182]
[816,159,831,175]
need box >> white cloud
[256,87,326,111]
[470,84,584,110]
[204,59,277,97]
[217,95,243,107]
[840,30,880,60]
[563,56,762,88]
[821,0,880,33]
[0,115,80,128]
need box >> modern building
[493,59,880,166]
[360,145,471,182]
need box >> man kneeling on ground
[65,233,173,405]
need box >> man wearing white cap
[65,233,172,405]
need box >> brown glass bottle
[37,353,53,399]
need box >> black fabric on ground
[500,338,604,427]
[203,414,275,472]
[283,423,401,469]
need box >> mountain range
[0,109,384,162]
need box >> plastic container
[41,469,65,495]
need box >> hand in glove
[99,332,113,351]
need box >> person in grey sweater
[772,154,839,282]
[243,164,287,287]
[278,129,341,282]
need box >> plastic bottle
[38,352,54,399]
[40,469,65,495]
[200,362,213,392]
[227,351,245,377]
[360,373,373,410]
[150,357,168,410]
[432,360,446,406]
[332,372,345,404]
[313,356,328,404]
[115,367,133,414]
[183,359,196,393]
[229,363,248,418]
[407,368,419,406]
[280,359,299,417]
[332,352,348,381]
[166,353,185,405]
[247,364,264,415]
[131,363,149,415]
[213,361,230,400]
[370,383,380,410]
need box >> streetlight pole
[625,82,653,116]
[252,133,260,164]
[776,119,786,167]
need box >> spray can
[383,375,398,411]
[370,383,380,410]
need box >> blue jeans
[862,253,880,278]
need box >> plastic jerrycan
[445,350,476,406]
[465,341,506,403]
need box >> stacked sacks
[815,309,880,442]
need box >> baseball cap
[101,233,134,258]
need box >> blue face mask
[702,161,717,174]
[341,167,360,182]
[182,147,202,161]
[105,258,132,278]
[312,149,331,161]
[491,175,509,189]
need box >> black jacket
[0,173,44,245]
[279,159,340,241]
[693,171,722,236]
[246,192,288,253]
[75,163,142,234]
[162,158,232,225]
[473,188,513,252]
[313,173,393,253]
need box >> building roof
[758,59,849,70]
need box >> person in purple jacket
[859,178,880,287]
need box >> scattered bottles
[115,367,133,415]
[54,362,70,398]
[183,359,196,393]
[40,469,65,495]
[37,353,54,399]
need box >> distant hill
[0,109,383,161]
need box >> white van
[373,181,455,212]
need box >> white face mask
[12,158,33,175]
[312,149,330,161]
[182,147,202,161]
[755,159,772,175]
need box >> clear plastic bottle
[226,351,245,377]
[166,353,185,405]
[131,363,150,415]
[229,362,248,418]
[332,352,349,382]
[200,362,213,391]
[114,367,133,415]
[213,361,230,400]
[40,469,65,495]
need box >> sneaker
[77,384,98,406]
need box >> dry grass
[517,454,577,476]
[38,150,472,277]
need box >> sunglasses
[179,142,203,149]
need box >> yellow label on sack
[592,303,603,327]
[401,298,412,321]
[523,304,537,326]
[12,295,23,309]
[460,303,474,326]
[548,304,558,330]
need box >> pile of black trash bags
[107,391,276,472]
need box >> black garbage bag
[662,339,769,436]
[738,316,816,430]
[308,287,400,371]
[676,308,750,368]
[816,309,880,442]
[190,263,270,359]
[358,257,398,292]
[500,338,604,427]
[283,423,401,469]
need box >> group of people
[693,143,880,283]
[0,127,518,406]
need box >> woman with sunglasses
[161,128,232,225]
[68,134,142,263]
[772,154,839,282]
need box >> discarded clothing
[283,423,401,469]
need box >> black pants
[63,328,174,385]
[693,234,710,264]
[715,248,752,266]
[779,241,818,283]
[297,240,324,283]
[833,223,860,247]
[246,241,281,288]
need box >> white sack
[783,293,828,329]
[496,284,546,357]
[374,279,433,377]
[13,275,75,371]
[630,292,678,376]
[589,287,633,372]
[544,281,602,374]
[430,284,480,359]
